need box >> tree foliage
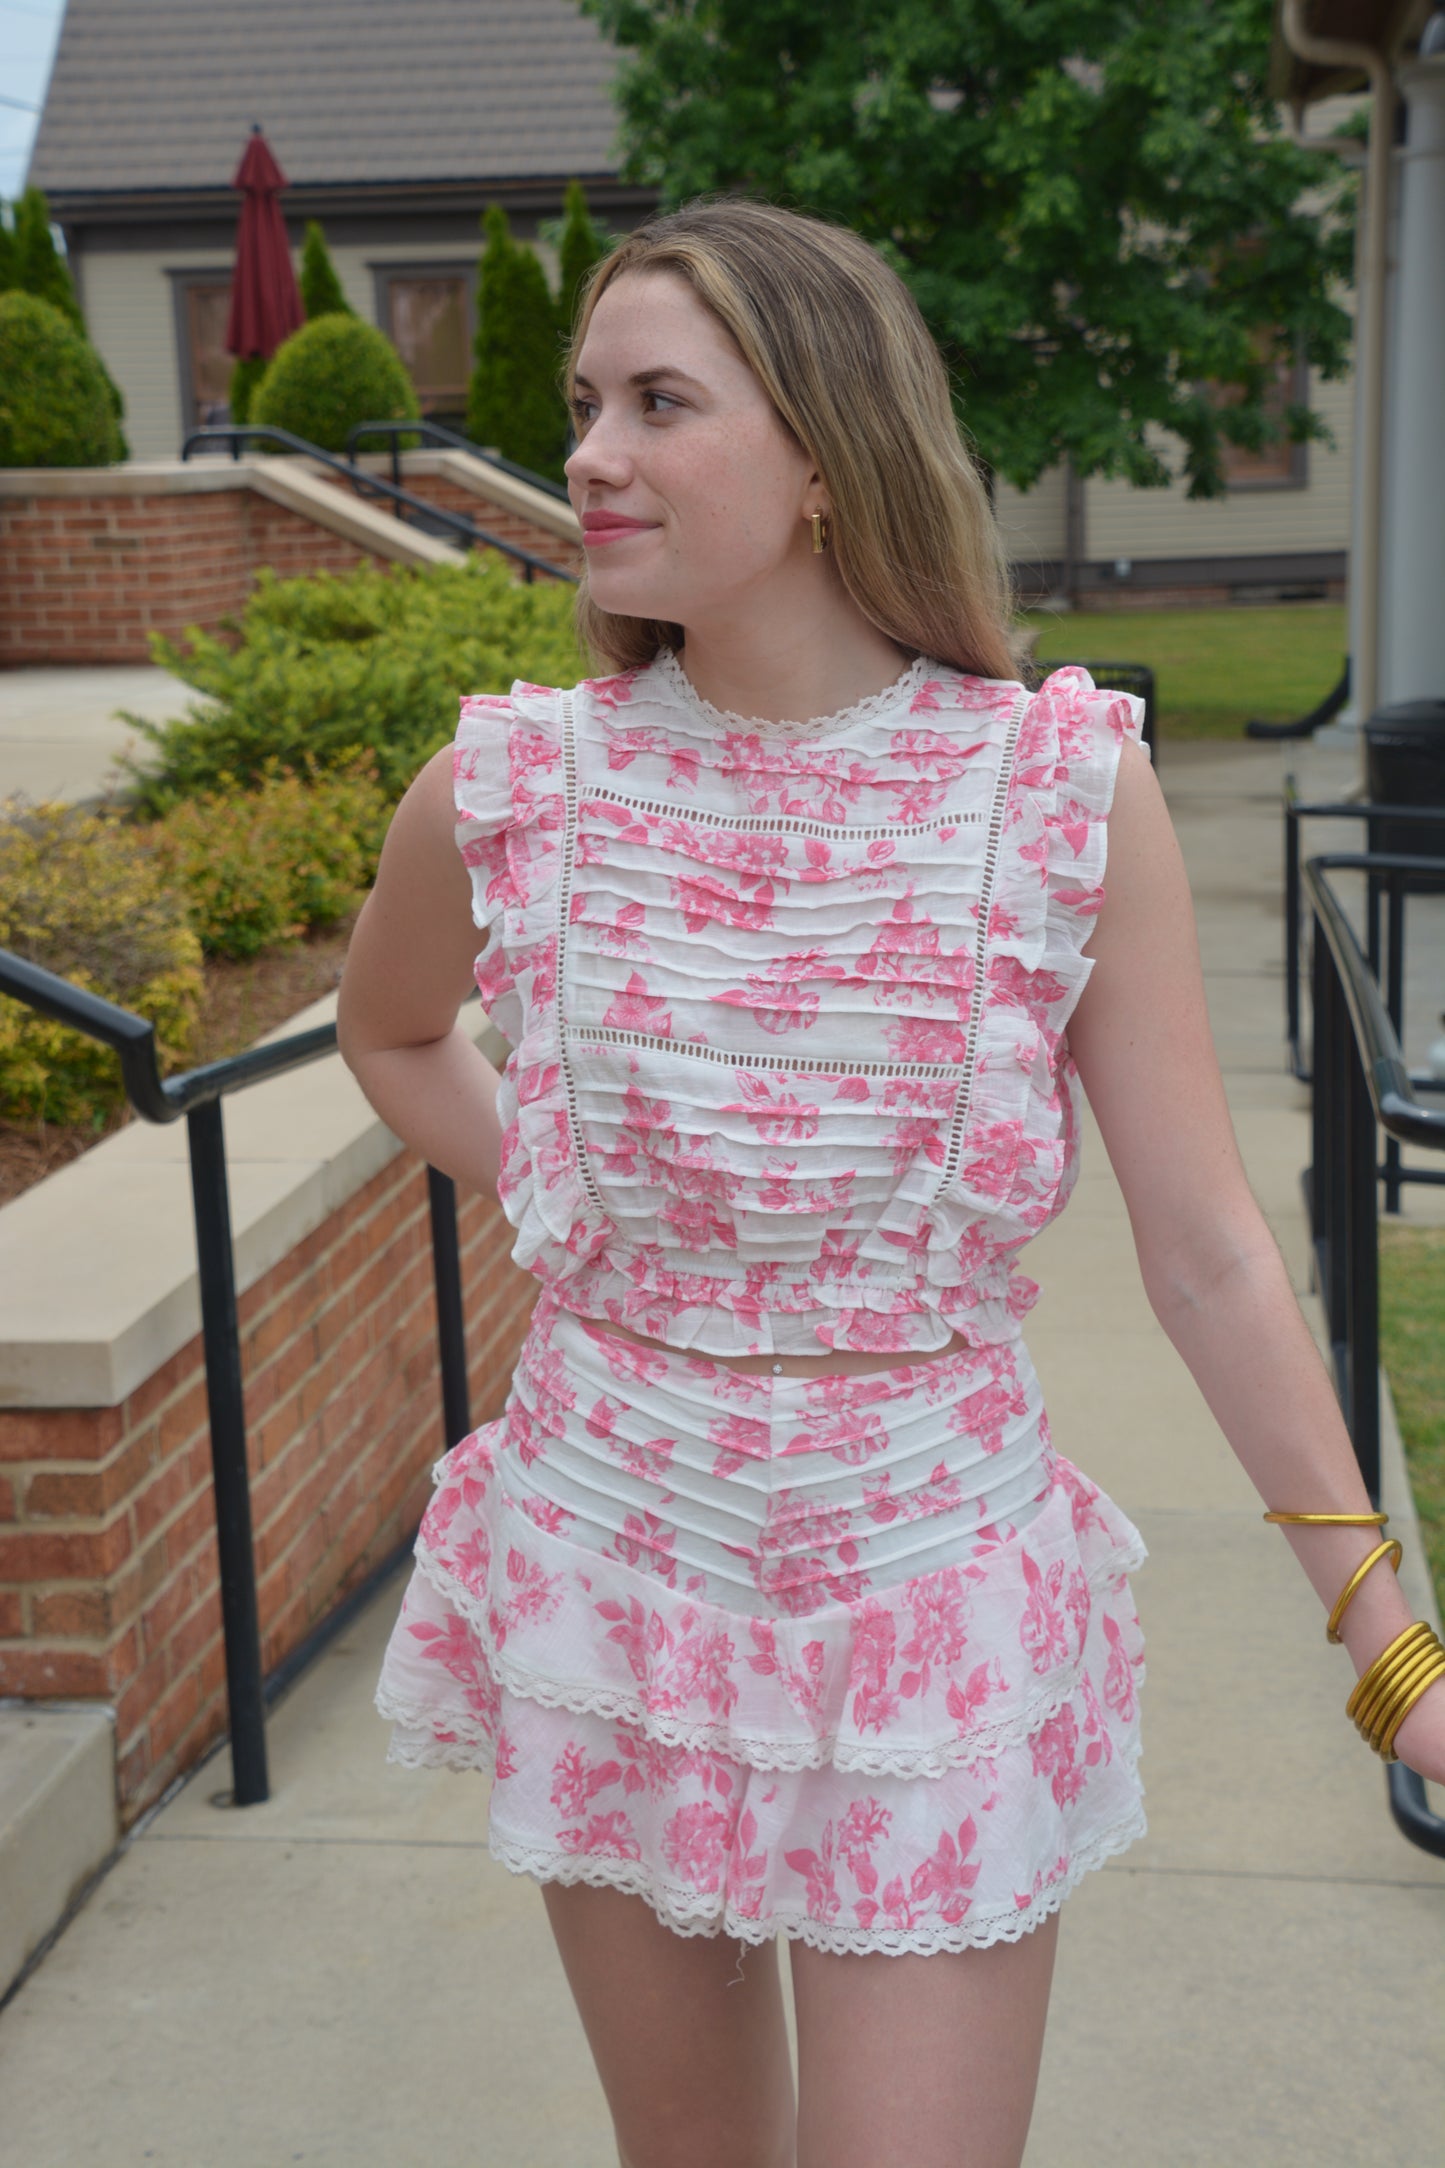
[251,312,420,453]
[554,176,610,339]
[467,204,571,481]
[0,292,125,467]
[300,219,354,320]
[0,187,129,454]
[579,0,1355,498]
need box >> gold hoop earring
[811,511,831,554]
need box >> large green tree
[579,0,1355,498]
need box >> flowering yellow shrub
[143,756,390,960]
[0,799,203,1127]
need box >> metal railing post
[426,1168,472,1452]
[186,1097,269,1805]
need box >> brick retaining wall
[0,487,375,667]
[0,1149,538,1824]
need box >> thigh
[789,1910,1060,2168]
[540,1878,797,2168]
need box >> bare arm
[336,744,507,1202]
[1066,739,1444,1780]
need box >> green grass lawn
[1379,1224,1445,1621]
[1024,601,1347,742]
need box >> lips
[581,509,657,544]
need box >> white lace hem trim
[484,1798,1146,1956]
[384,1529,1148,1778]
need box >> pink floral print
[376,655,1152,1955]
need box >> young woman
[338,199,1445,2168]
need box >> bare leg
[540,1878,797,2168]
[789,1910,1060,2168]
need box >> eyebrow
[572,365,707,393]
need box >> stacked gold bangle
[1263,1507,1445,1760]
[1346,1624,1445,1760]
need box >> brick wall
[0,488,376,667]
[0,1149,538,1825]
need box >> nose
[564,410,631,494]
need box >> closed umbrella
[225,124,303,369]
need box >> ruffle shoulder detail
[451,681,567,1040]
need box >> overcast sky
[1,0,67,200]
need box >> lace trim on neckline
[651,645,934,743]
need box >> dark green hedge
[251,313,420,454]
[0,291,124,467]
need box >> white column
[1378,53,1445,709]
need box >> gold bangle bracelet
[1325,1538,1403,1644]
[1264,1510,1389,1527]
[1346,1622,1434,1724]
[1358,1643,1445,1746]
[1348,1628,1437,1739]
[1378,1651,1445,1761]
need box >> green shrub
[300,220,353,320]
[121,554,585,808]
[0,190,128,455]
[251,312,420,454]
[145,758,391,959]
[467,205,568,481]
[0,292,124,468]
[228,353,268,426]
[0,799,202,1126]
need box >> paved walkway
[0,664,197,805]
[0,730,1442,2166]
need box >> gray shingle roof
[28,0,623,196]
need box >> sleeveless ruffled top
[453,650,1146,1358]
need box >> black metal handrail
[345,417,572,503]
[1246,657,1351,740]
[1301,856,1445,1858]
[0,946,475,1809]
[1284,783,1445,1211]
[180,425,575,584]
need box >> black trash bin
[1363,699,1445,891]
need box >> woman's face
[565,269,822,630]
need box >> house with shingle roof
[26,0,653,459]
[26,0,1364,609]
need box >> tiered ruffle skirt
[375,1290,1149,1956]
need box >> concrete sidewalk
[0,664,197,805]
[0,733,1442,2166]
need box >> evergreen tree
[555,178,608,341]
[0,208,16,293]
[228,354,269,425]
[467,205,568,483]
[299,220,354,320]
[11,187,83,328]
[3,186,128,456]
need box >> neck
[674,586,915,726]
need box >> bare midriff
[584,1314,973,1381]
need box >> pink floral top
[453,648,1146,1358]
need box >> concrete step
[0,1702,117,2001]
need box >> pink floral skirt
[375,1288,1148,1957]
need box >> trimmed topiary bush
[0,291,125,467]
[251,312,420,453]
[121,555,585,808]
[0,799,202,1126]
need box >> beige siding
[78,246,195,461]
[1083,355,1354,563]
[993,465,1067,572]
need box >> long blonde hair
[564,197,1019,682]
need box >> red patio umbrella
[225,124,304,363]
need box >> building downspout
[1281,0,1394,730]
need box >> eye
[568,393,598,429]
[641,389,681,416]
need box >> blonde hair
[564,196,1019,682]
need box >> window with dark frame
[1214,340,1310,490]
[178,278,235,430]
[375,268,475,416]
